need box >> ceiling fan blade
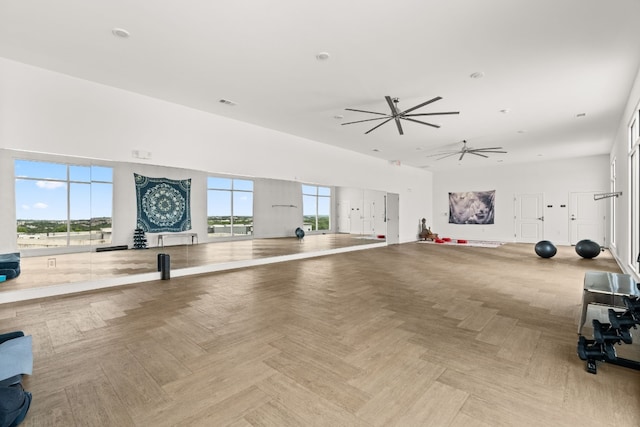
[469,147,504,151]
[345,108,389,116]
[469,152,489,158]
[434,152,461,160]
[472,150,507,154]
[426,150,459,158]
[401,96,442,114]
[385,96,400,116]
[364,118,393,134]
[405,111,460,117]
[401,117,440,128]
[394,118,404,135]
[341,117,391,126]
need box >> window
[15,160,113,249]
[207,177,253,237]
[611,158,617,247]
[302,185,331,231]
[630,111,640,271]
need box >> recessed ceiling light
[111,28,130,38]
[316,52,330,61]
[334,114,344,120]
[372,148,380,152]
[576,112,587,118]
[499,109,510,114]
[517,130,527,134]
[470,71,485,79]
[218,99,237,106]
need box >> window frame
[302,184,331,232]
[207,177,254,238]
[15,158,113,251]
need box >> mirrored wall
[1,150,388,294]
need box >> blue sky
[15,160,113,220]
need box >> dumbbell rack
[577,296,640,374]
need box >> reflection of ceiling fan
[428,140,507,161]
[341,96,459,135]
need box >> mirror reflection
[3,151,387,295]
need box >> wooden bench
[157,232,198,248]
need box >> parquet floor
[6,234,382,291]
[2,242,639,426]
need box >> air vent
[218,99,237,106]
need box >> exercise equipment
[575,239,601,259]
[577,296,640,374]
[534,240,557,258]
[0,331,32,426]
[295,227,305,241]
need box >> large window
[207,177,253,237]
[302,185,331,231]
[15,160,113,249]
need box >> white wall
[253,179,303,238]
[432,155,609,244]
[0,57,433,245]
[609,63,640,277]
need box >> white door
[350,200,363,235]
[362,201,374,235]
[386,193,400,244]
[337,200,350,233]
[570,192,605,245]
[514,193,544,243]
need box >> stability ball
[575,239,601,259]
[295,227,305,240]
[535,240,557,258]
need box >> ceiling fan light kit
[341,95,460,135]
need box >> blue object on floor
[0,253,20,280]
[0,331,32,426]
[0,276,5,283]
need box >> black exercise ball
[575,239,601,259]
[295,227,305,240]
[535,240,557,258]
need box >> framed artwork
[449,190,495,224]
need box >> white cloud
[36,181,65,190]
[33,202,48,209]
[21,204,30,210]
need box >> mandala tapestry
[134,173,192,232]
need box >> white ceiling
[2,0,640,170]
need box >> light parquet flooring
[6,234,382,292]
[2,242,640,426]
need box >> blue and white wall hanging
[134,173,192,232]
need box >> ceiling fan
[428,140,507,161]
[341,96,459,135]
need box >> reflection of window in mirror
[207,177,254,237]
[302,185,331,231]
[15,159,113,250]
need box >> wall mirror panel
[1,150,387,295]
